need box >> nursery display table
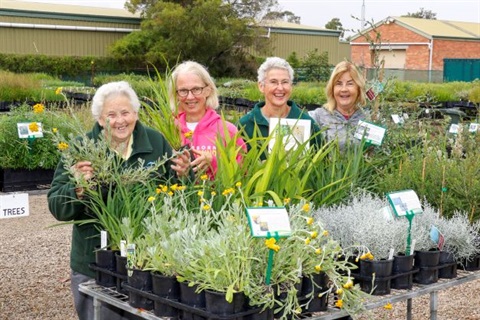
[79,281,161,320]
[311,269,480,320]
[80,269,480,320]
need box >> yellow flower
[283,198,291,205]
[203,204,211,211]
[29,122,39,132]
[167,191,173,196]
[315,248,322,255]
[33,103,44,114]
[335,299,343,308]
[305,238,311,245]
[170,184,179,191]
[235,181,242,188]
[384,302,393,310]
[322,230,329,237]
[343,279,353,289]
[336,288,343,295]
[302,203,310,212]
[162,185,168,193]
[155,188,161,194]
[200,174,208,181]
[265,238,280,252]
[306,217,314,225]
[314,265,322,272]
[57,142,68,151]
[147,196,156,202]
[211,191,217,196]
[360,252,374,261]
[222,188,235,196]
[55,87,63,95]
[177,185,186,191]
[184,131,193,139]
[52,128,58,133]
[197,190,204,196]
[310,231,318,239]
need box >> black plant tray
[352,267,419,282]
[122,283,265,320]
[89,263,128,281]
[438,261,457,270]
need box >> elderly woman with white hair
[48,81,190,320]
[238,56,321,153]
[169,60,245,179]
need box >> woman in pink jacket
[169,61,245,179]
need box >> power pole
[361,0,366,31]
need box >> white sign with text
[0,193,29,219]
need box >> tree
[263,10,300,24]
[403,8,437,19]
[300,49,330,82]
[325,17,344,37]
[112,0,275,76]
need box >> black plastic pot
[151,272,180,317]
[127,269,153,310]
[95,248,118,287]
[392,253,415,289]
[414,249,440,284]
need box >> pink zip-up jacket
[177,108,246,179]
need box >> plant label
[386,189,423,217]
[268,118,311,152]
[17,122,44,139]
[391,114,404,124]
[354,120,386,146]
[245,207,291,237]
[469,123,479,133]
[0,193,29,219]
[449,124,459,134]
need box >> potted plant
[0,103,79,191]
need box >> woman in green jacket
[47,81,190,320]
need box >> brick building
[350,17,480,82]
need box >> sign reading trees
[0,193,29,219]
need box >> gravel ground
[1,192,480,320]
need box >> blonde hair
[168,60,219,112]
[324,61,366,113]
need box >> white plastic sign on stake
[0,193,29,219]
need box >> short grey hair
[91,81,140,121]
[168,60,219,112]
[257,57,295,83]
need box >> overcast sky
[20,0,480,36]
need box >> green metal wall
[0,14,139,57]
[444,59,480,82]
[264,33,350,65]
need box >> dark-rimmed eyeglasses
[176,86,208,97]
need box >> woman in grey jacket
[309,61,367,150]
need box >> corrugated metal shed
[254,20,349,64]
[0,0,140,56]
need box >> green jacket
[47,121,174,277]
[237,101,322,151]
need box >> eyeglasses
[265,80,292,88]
[176,86,208,97]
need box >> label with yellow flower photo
[245,207,291,237]
[17,122,44,138]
